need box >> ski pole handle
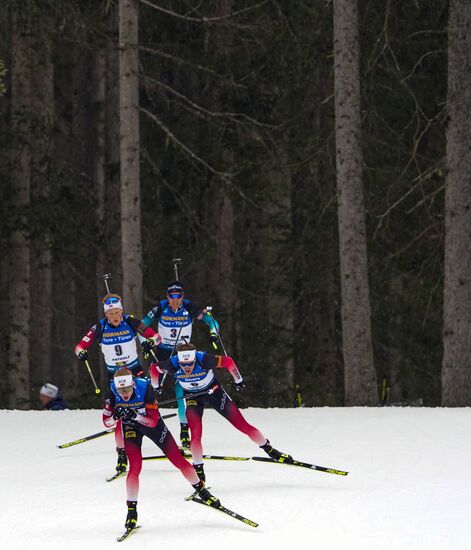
[206,306,228,356]
[97,272,112,294]
[172,258,182,281]
[84,359,101,394]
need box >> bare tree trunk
[30,7,54,399]
[106,3,122,283]
[94,45,108,389]
[0,265,8,405]
[8,7,32,409]
[442,0,471,406]
[264,150,295,402]
[208,1,237,356]
[119,0,142,316]
[333,0,378,405]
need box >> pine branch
[142,74,275,129]
[139,46,247,89]
[140,106,266,210]
[139,0,269,23]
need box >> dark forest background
[0,0,454,409]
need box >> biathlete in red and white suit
[149,343,293,483]
[103,368,220,529]
[74,293,162,474]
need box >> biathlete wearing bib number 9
[75,314,159,377]
[75,293,162,478]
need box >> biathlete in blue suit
[75,293,162,474]
[103,368,220,529]
[141,281,220,448]
[150,343,293,484]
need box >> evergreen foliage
[0,0,450,407]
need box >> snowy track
[2,407,470,550]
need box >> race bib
[101,339,138,366]
[158,322,193,346]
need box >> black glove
[209,333,219,351]
[142,340,153,359]
[235,380,245,392]
[113,406,137,423]
[77,349,88,362]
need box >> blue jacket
[45,396,70,410]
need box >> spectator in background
[39,383,70,410]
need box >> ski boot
[194,463,205,483]
[125,500,138,529]
[180,423,191,449]
[193,481,220,507]
[116,447,128,474]
[260,440,293,463]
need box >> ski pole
[57,413,177,449]
[206,306,228,356]
[172,257,182,281]
[169,311,189,357]
[158,389,209,406]
[84,359,101,394]
[97,272,112,294]
[57,428,114,448]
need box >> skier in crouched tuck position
[149,343,293,484]
[103,368,221,530]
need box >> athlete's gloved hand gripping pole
[205,307,245,391]
[149,347,167,394]
[76,349,101,394]
[205,306,227,355]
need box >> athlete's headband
[177,349,196,364]
[103,297,123,312]
[114,374,133,388]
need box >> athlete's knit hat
[167,281,183,295]
[40,383,59,399]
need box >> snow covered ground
[2,406,470,550]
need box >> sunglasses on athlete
[104,297,121,305]
[116,386,134,394]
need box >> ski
[57,413,176,449]
[117,525,141,542]
[106,470,127,482]
[57,429,114,448]
[143,454,250,462]
[251,456,348,476]
[194,454,250,461]
[184,487,212,501]
[186,494,258,528]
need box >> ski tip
[117,525,141,542]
